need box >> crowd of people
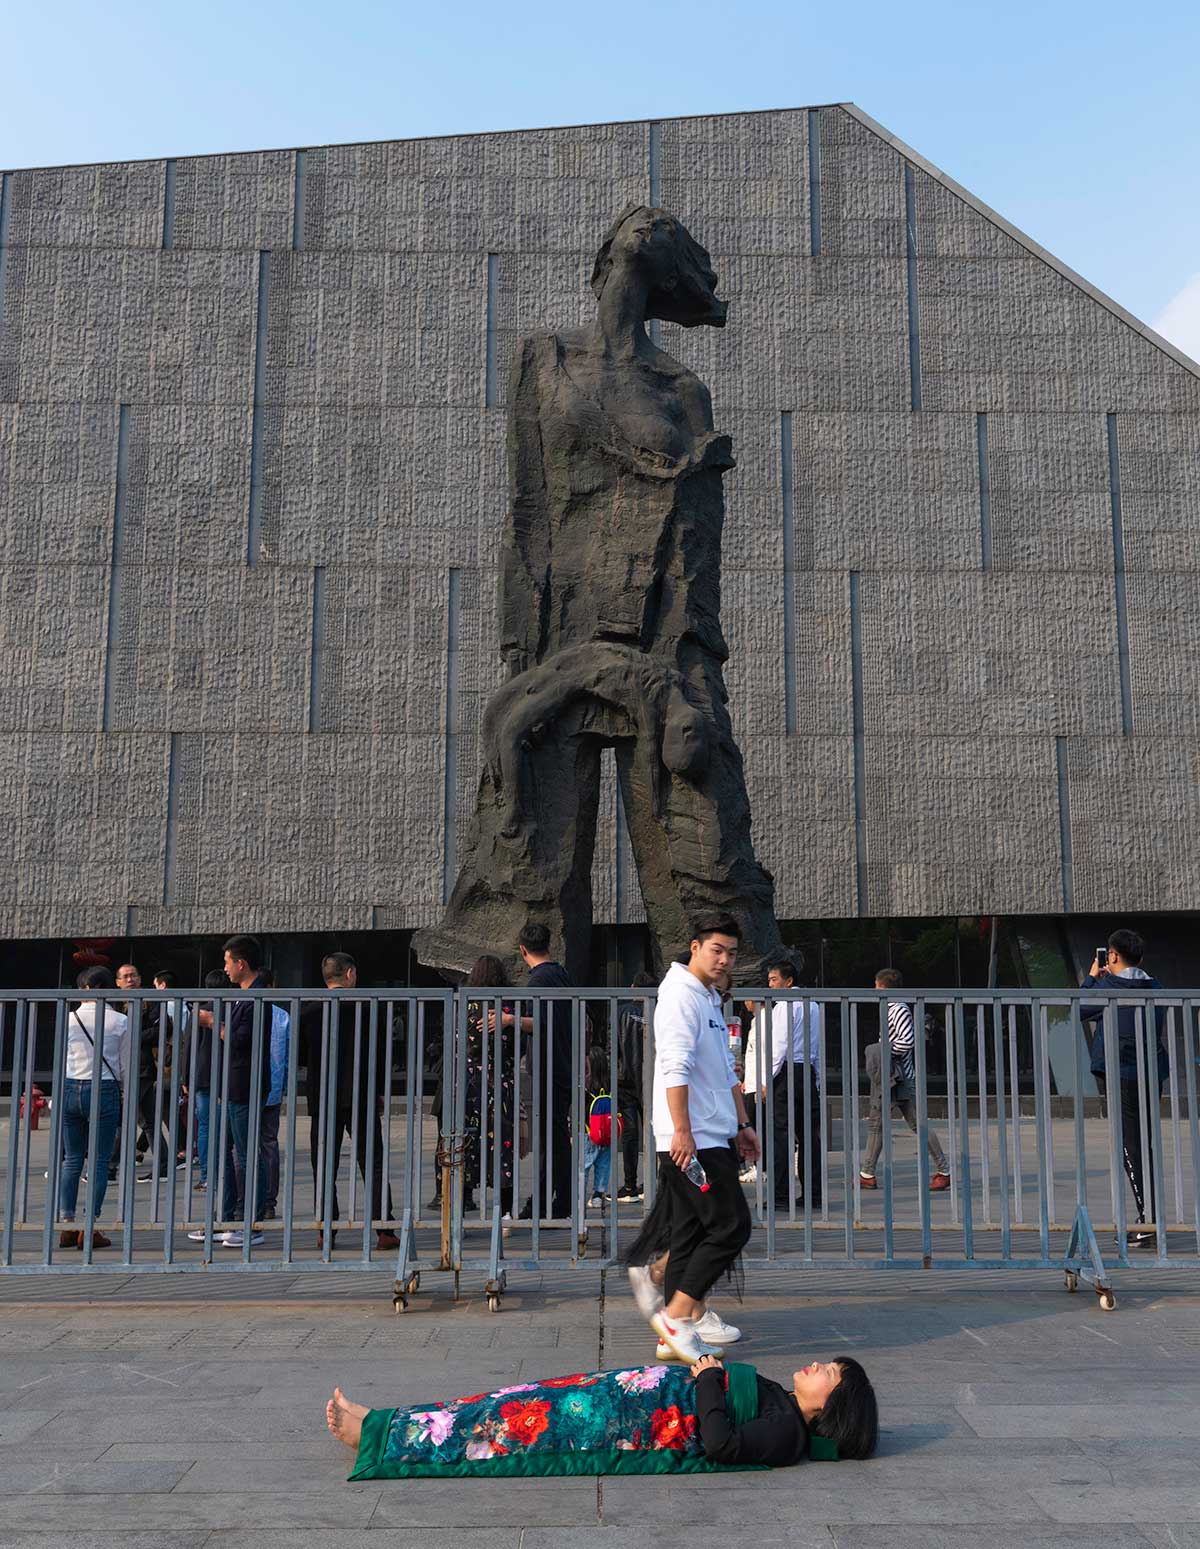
[51,920,1171,1263]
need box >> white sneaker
[650,1311,710,1364]
[656,1337,722,1361]
[501,1212,514,1240]
[628,1264,664,1320]
[738,1164,758,1183]
[695,1307,741,1345]
[220,1230,264,1248]
[187,1229,210,1242]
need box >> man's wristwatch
[737,1122,755,1133]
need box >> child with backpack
[584,1045,622,1211]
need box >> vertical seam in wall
[781,410,797,734]
[977,412,991,571]
[292,150,307,251]
[648,125,661,347]
[0,172,11,319]
[1107,413,1133,736]
[1056,736,1074,912]
[163,733,180,906]
[161,160,176,250]
[904,163,922,412]
[442,568,463,906]
[849,572,867,915]
[807,109,822,257]
[308,565,326,734]
[614,775,627,923]
[484,253,500,408]
[101,404,130,733]
[247,251,270,567]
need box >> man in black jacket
[616,971,656,1201]
[1080,928,1168,1246]
[515,924,573,1222]
[300,953,398,1251]
[218,934,269,1245]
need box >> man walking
[615,971,656,1201]
[218,934,269,1246]
[300,952,399,1252]
[859,968,950,1192]
[636,912,759,1363]
[115,962,172,1181]
[1081,929,1167,1246]
[763,957,822,1212]
[515,924,573,1223]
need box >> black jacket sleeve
[692,1369,805,1468]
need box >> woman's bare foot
[326,1386,369,1450]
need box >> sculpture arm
[499,334,550,674]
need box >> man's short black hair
[77,965,114,991]
[222,934,263,971]
[153,969,177,987]
[518,922,552,955]
[690,912,741,946]
[322,951,356,983]
[1108,928,1145,965]
[766,956,799,985]
[204,968,229,989]
[875,967,903,990]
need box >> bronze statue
[415,205,784,980]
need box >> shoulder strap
[72,1009,123,1085]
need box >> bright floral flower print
[454,1393,489,1406]
[410,1409,455,1446]
[493,1384,538,1397]
[561,1393,593,1421]
[465,1436,509,1460]
[539,1373,602,1389]
[649,1404,697,1450]
[614,1366,669,1394]
[500,1397,552,1446]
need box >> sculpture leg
[413,730,603,982]
[617,721,782,980]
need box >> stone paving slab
[0,1265,1196,1544]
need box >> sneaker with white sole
[220,1230,264,1248]
[656,1337,722,1361]
[650,1310,710,1364]
[187,1229,210,1242]
[628,1264,664,1320]
[694,1307,741,1344]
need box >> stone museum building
[2,103,1198,993]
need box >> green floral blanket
[349,1361,765,1480]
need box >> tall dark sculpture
[415,205,784,980]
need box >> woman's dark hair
[631,969,657,989]
[811,1357,878,1461]
[466,955,508,989]
[204,968,229,989]
[587,1044,611,1092]
[77,966,115,992]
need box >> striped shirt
[886,1000,916,1082]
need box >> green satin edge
[349,1363,768,1483]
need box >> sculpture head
[590,204,726,328]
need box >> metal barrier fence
[2,986,1197,1313]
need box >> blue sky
[6,0,1200,354]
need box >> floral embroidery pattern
[500,1398,552,1446]
[614,1366,669,1393]
[649,1404,697,1450]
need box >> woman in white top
[60,965,130,1250]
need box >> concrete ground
[0,1262,1198,1547]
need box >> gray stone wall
[1,105,1197,940]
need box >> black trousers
[771,1067,822,1207]
[523,1076,572,1219]
[1097,1073,1160,1225]
[619,1099,642,1188]
[660,1143,752,1304]
[309,1106,394,1225]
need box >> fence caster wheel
[1098,1289,1116,1312]
[406,1273,420,1296]
[393,1294,409,1314]
[1064,1271,1078,1293]
[487,1293,502,1313]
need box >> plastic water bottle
[683,1157,711,1192]
[727,1019,743,1065]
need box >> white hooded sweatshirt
[652,961,738,1151]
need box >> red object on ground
[20,1085,48,1130]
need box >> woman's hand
[689,1354,723,1378]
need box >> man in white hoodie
[640,912,760,1363]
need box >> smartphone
[1096,947,1108,969]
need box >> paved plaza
[0,1261,1198,1547]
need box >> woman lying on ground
[327,1351,877,1479]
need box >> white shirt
[651,962,738,1150]
[745,1000,822,1089]
[66,1001,130,1086]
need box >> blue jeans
[583,1138,611,1197]
[60,1078,121,1221]
[222,1101,267,1223]
[194,1089,211,1185]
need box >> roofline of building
[5,99,1194,378]
[842,104,1200,380]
